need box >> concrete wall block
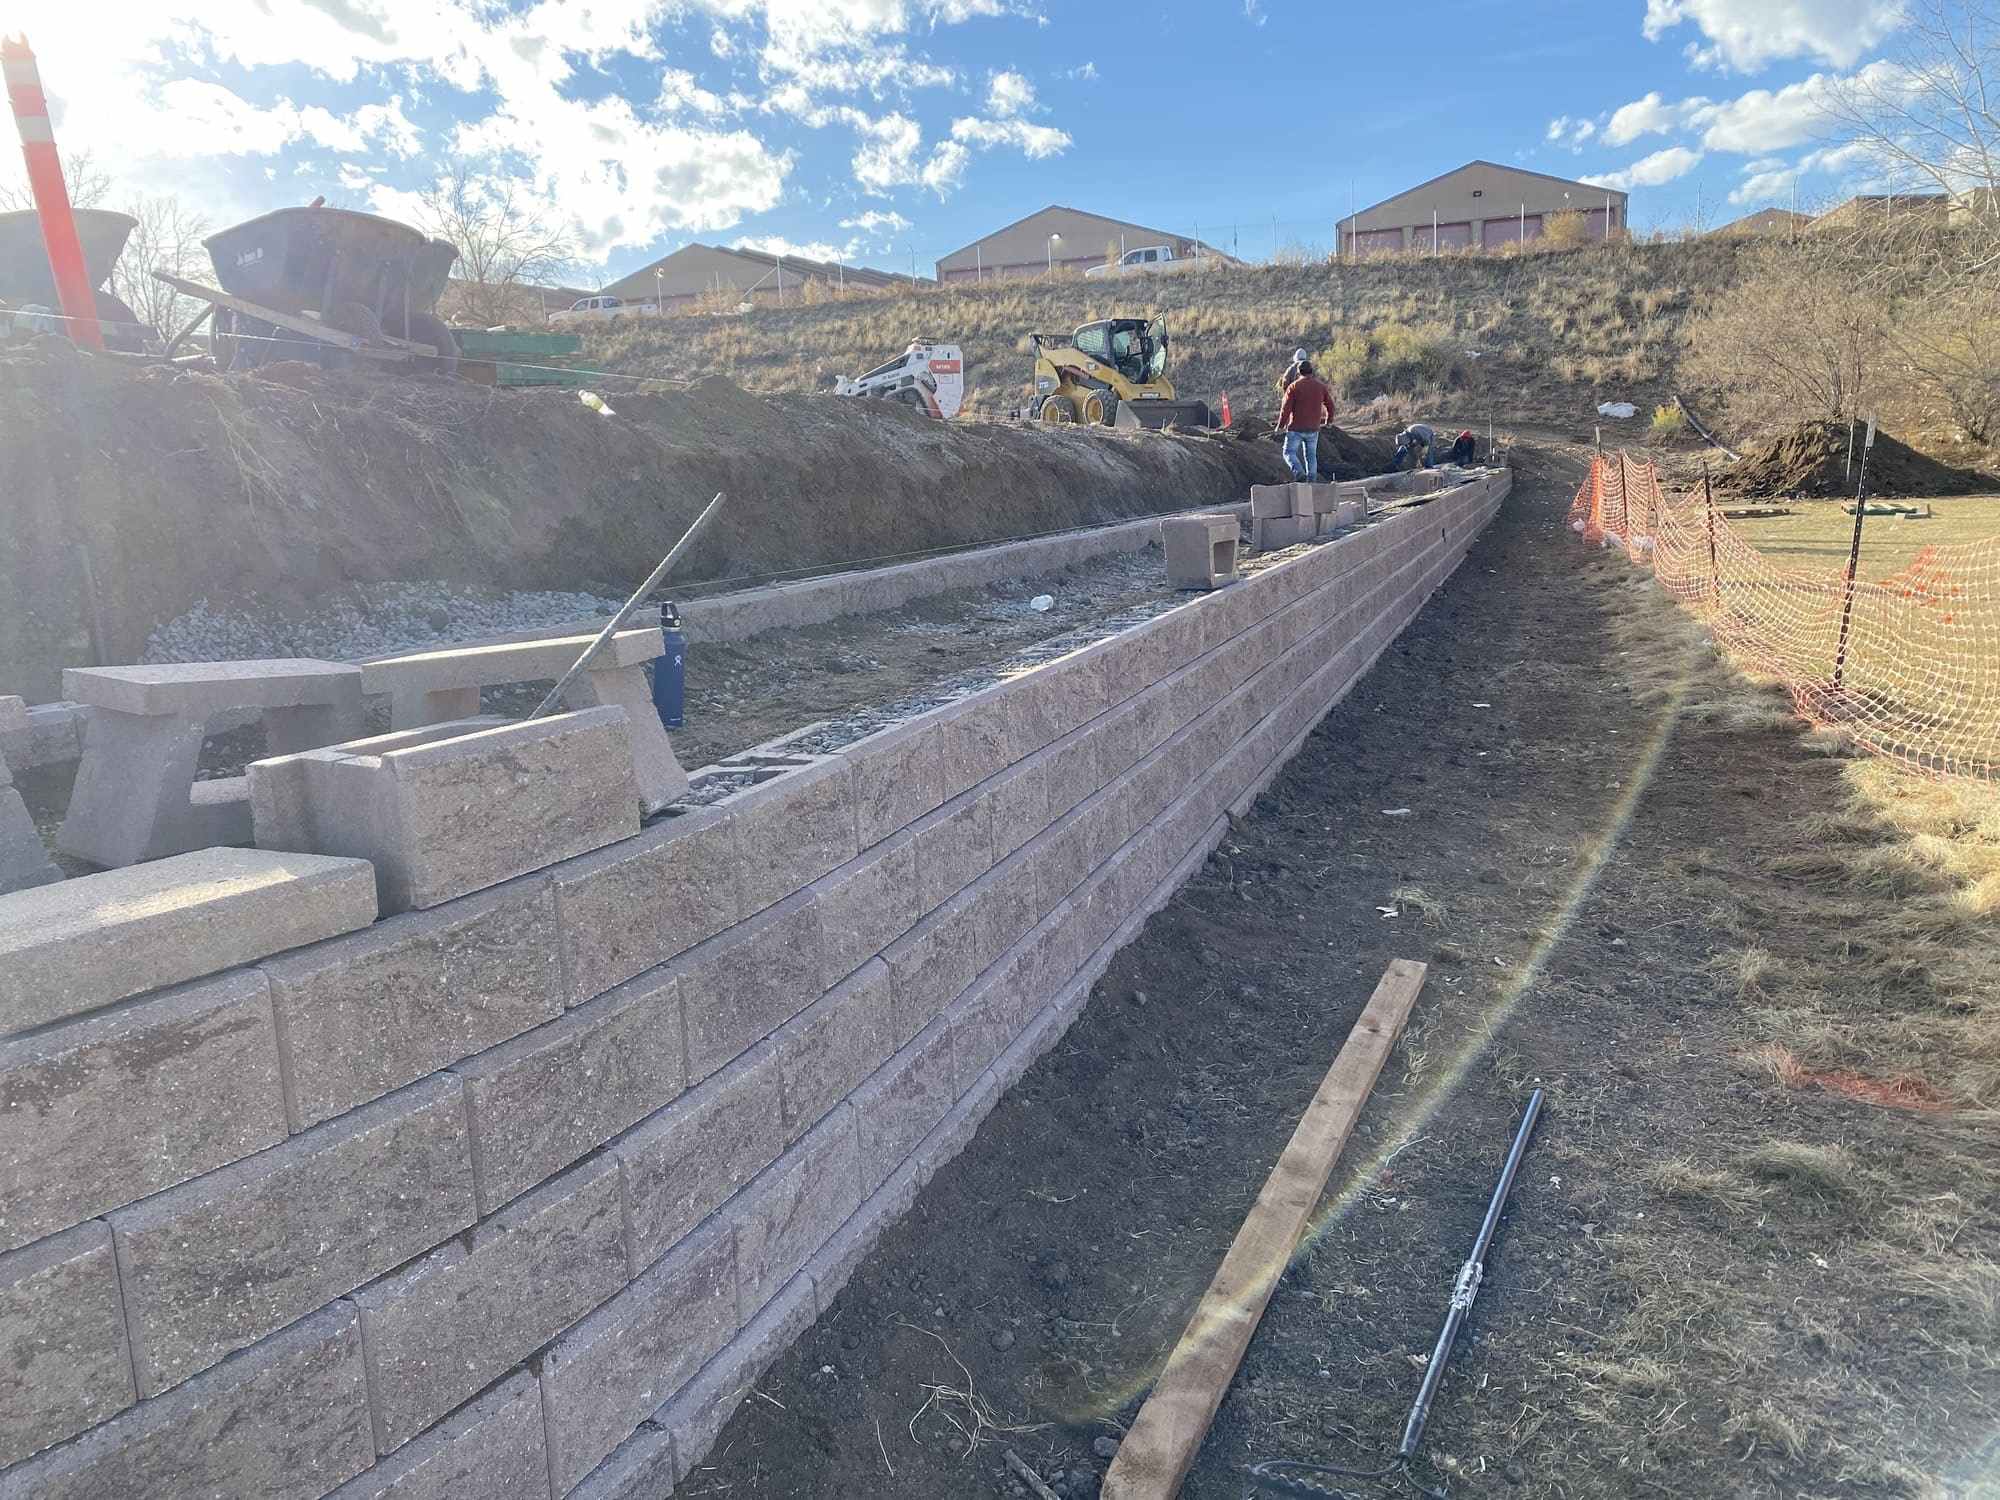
[1122,738,1181,836]
[1038,647,1113,741]
[774,962,894,1145]
[1042,721,1108,826]
[901,1057,1005,1194]
[458,970,684,1215]
[933,688,1017,801]
[267,877,561,1131]
[540,1218,738,1497]
[1023,898,1087,1010]
[1248,483,1296,519]
[910,787,993,915]
[0,1302,372,1500]
[326,1372,547,1500]
[1,971,287,1255]
[848,1020,954,1197]
[986,757,1052,862]
[110,1075,474,1398]
[0,848,376,1040]
[944,940,1038,1097]
[678,891,822,1086]
[568,1424,675,1500]
[881,889,980,1049]
[355,1157,626,1453]
[656,1273,817,1486]
[811,835,918,993]
[0,1222,133,1469]
[842,718,944,850]
[732,1109,861,1324]
[553,806,739,1008]
[972,848,1045,979]
[615,1041,783,1275]
[725,760,859,917]
[804,1169,914,1318]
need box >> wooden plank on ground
[1101,958,1428,1500]
[150,273,435,360]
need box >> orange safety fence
[1571,453,2000,780]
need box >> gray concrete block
[0,1222,133,1468]
[910,786,992,914]
[540,1219,738,1497]
[325,1372,548,1500]
[733,1109,861,1324]
[554,806,739,1007]
[572,1424,677,1500]
[849,1020,955,1196]
[0,698,21,736]
[565,661,690,814]
[251,708,641,915]
[1161,514,1240,589]
[355,1156,626,1453]
[804,1173,911,1318]
[843,718,942,850]
[774,960,894,1143]
[457,969,685,1214]
[265,875,560,1130]
[658,1273,817,1485]
[810,833,918,993]
[944,942,1038,1098]
[1248,483,1296,519]
[973,849,1045,977]
[109,1075,476,1396]
[65,660,364,718]
[0,847,375,1039]
[0,1302,372,1500]
[881,889,980,1048]
[677,892,822,1086]
[987,756,1052,862]
[934,688,1017,801]
[724,759,858,916]
[615,1040,783,1274]
[0,786,57,896]
[0,971,287,1255]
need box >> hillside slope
[588,239,1754,429]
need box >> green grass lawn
[1730,494,2000,575]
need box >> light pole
[654,267,662,313]
[1047,232,1061,279]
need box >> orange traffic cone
[1219,391,1232,427]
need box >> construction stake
[1004,1448,1063,1500]
[1102,959,1429,1500]
[530,492,725,720]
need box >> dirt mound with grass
[1216,418,1398,480]
[1718,419,1995,498]
[0,339,1286,697]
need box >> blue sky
[2,0,1911,282]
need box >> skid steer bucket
[1114,398,1214,431]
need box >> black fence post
[1832,416,1878,692]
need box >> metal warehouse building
[936,205,1233,283]
[1339,161,1629,254]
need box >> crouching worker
[1446,429,1476,465]
[1391,422,1436,471]
[1275,360,1336,480]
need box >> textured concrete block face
[882,890,980,1047]
[541,1220,738,1496]
[775,960,894,1141]
[678,892,822,1085]
[109,1075,476,1396]
[843,719,942,849]
[66,660,364,718]
[987,757,1052,861]
[0,1302,372,1500]
[934,690,1017,801]
[0,1223,133,1468]
[0,847,375,1039]
[850,1020,955,1196]
[734,1110,861,1321]
[251,708,641,915]
[811,834,917,992]
[458,970,685,1213]
[726,760,858,915]
[1161,515,1240,590]
[658,1273,816,1483]
[616,1041,784,1272]
[1248,483,1296,519]
[572,1424,677,1500]
[0,787,57,896]
[911,788,993,914]
[567,661,691,813]
[0,971,286,1254]
[355,1157,626,1452]
[555,806,738,1007]
[324,1373,547,1500]
[266,876,560,1129]
[0,699,22,736]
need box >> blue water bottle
[652,603,685,730]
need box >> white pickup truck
[548,295,663,326]
[1084,244,1204,279]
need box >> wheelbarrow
[0,207,152,351]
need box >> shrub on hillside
[1650,402,1686,441]
[1373,321,1464,387]
[1542,210,1592,250]
[1318,332,1372,394]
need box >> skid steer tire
[1039,394,1077,424]
[1080,390,1118,426]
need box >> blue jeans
[1392,441,1433,472]
[1283,429,1319,479]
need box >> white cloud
[1600,61,1909,159]
[733,232,851,260]
[1068,62,1098,81]
[1545,115,1599,153]
[839,208,912,234]
[1245,0,1267,24]
[1641,0,1907,72]
[1603,90,1711,146]
[987,69,1035,116]
[1582,145,1705,192]
[657,68,726,116]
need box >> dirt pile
[1718,419,1995,498]
[0,340,1286,697]
[1216,418,1397,479]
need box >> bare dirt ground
[682,445,2000,1499]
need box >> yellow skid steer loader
[1027,317,1213,429]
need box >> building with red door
[1338,161,1628,256]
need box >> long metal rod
[1832,416,1878,691]
[1397,1089,1544,1460]
[529,492,725,720]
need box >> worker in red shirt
[1275,360,1336,480]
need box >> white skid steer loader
[833,339,964,419]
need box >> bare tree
[108,194,210,344]
[0,146,111,212]
[415,163,576,326]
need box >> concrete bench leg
[566,664,689,814]
[0,757,58,893]
[56,710,249,868]
[389,685,482,731]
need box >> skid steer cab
[1028,317,1213,430]
[832,339,965,419]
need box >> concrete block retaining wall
[0,474,1507,1499]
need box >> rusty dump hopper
[203,205,458,339]
[0,208,136,301]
